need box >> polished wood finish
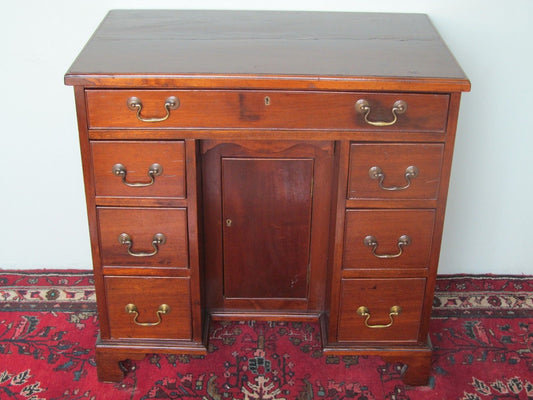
[338,278,426,342]
[201,140,333,312]
[347,143,444,200]
[104,276,192,339]
[66,10,470,385]
[86,90,448,132]
[222,157,313,299]
[343,210,436,269]
[97,207,189,268]
[91,141,186,198]
[65,11,469,92]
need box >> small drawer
[338,278,426,342]
[348,143,444,200]
[86,89,449,132]
[104,276,191,339]
[97,207,189,268]
[343,210,435,269]
[91,141,186,198]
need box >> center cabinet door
[202,140,334,312]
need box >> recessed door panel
[201,140,333,312]
[222,157,313,299]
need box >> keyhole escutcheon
[226,218,232,227]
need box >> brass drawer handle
[364,235,411,259]
[127,96,179,122]
[368,165,419,191]
[356,305,402,329]
[125,303,170,327]
[118,233,166,257]
[112,163,163,187]
[355,99,407,127]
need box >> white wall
[1,0,532,274]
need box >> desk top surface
[65,10,470,91]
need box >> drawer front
[98,207,189,268]
[348,143,444,200]
[86,90,449,132]
[105,276,191,339]
[338,278,426,342]
[91,141,186,198]
[343,210,435,269]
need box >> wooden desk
[65,10,470,385]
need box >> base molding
[96,317,433,386]
[209,309,322,322]
[323,338,433,386]
[95,335,207,382]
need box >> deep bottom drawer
[338,278,426,343]
[105,276,192,340]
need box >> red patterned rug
[0,271,532,400]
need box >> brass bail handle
[125,303,171,327]
[127,96,180,122]
[368,165,419,191]
[356,305,402,329]
[364,234,411,259]
[355,99,407,127]
[112,163,163,187]
[118,233,166,257]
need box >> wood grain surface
[66,10,471,384]
[65,10,470,91]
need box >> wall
[1,0,532,274]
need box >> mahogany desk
[65,10,470,384]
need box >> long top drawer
[86,90,449,132]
